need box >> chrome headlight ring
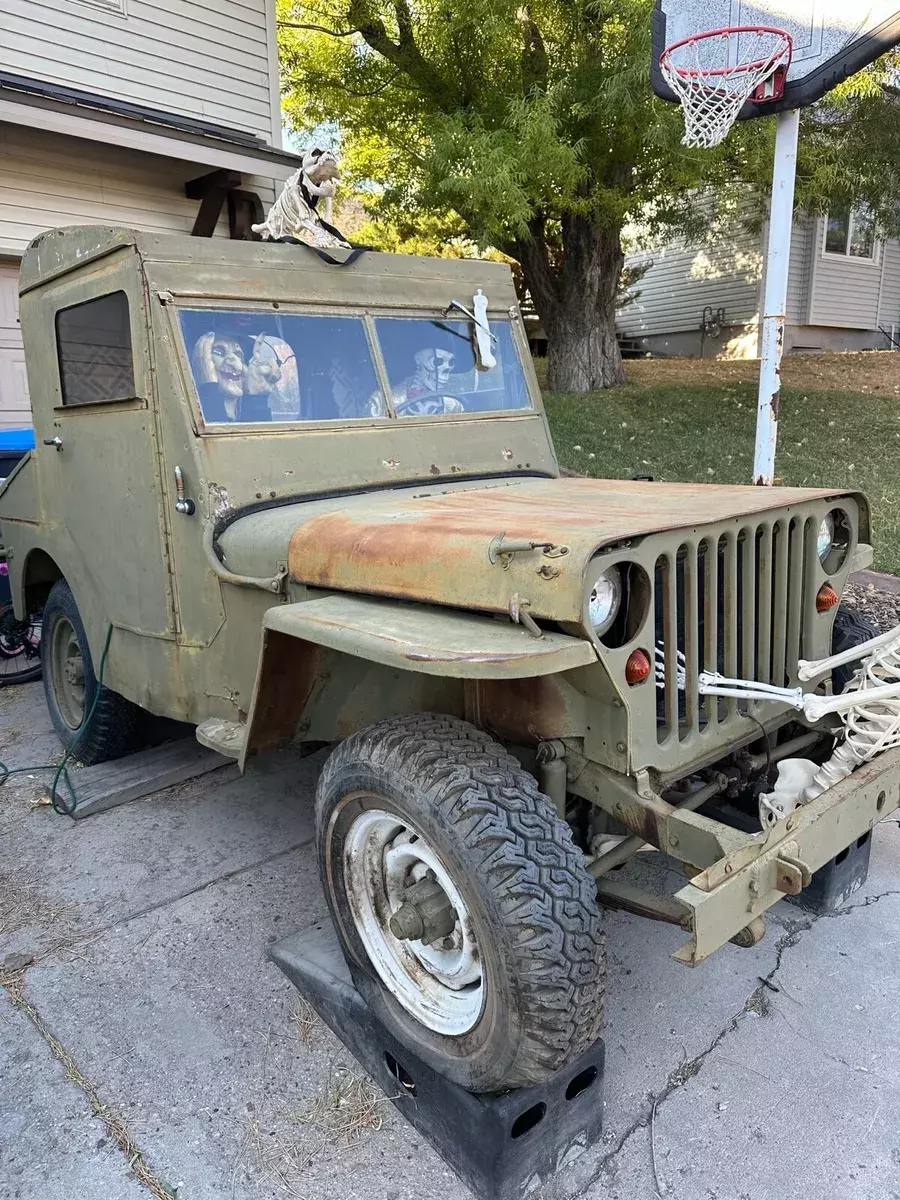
[588,566,622,636]
[817,513,835,563]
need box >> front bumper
[673,745,900,965]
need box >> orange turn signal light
[816,583,840,612]
[625,648,652,685]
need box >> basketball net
[660,27,793,149]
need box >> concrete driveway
[2,679,900,1200]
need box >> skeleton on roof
[252,148,350,250]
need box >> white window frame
[822,208,879,264]
[67,0,127,15]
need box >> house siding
[876,238,900,332]
[1,0,276,141]
[785,213,812,323]
[0,124,275,257]
[618,212,761,339]
[807,216,884,329]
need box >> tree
[278,2,900,391]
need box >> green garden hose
[0,623,113,815]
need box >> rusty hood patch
[287,477,864,624]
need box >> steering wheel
[394,391,466,416]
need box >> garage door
[0,263,31,430]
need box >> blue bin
[0,427,35,484]
[1,428,34,604]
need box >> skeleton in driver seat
[370,346,466,417]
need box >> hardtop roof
[18,225,514,299]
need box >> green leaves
[278,1,900,388]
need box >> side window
[56,291,136,406]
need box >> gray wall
[1,0,280,143]
[620,201,900,353]
[617,202,762,346]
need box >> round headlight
[588,567,622,635]
[817,513,835,562]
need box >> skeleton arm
[698,621,900,718]
[697,621,900,821]
[797,624,900,681]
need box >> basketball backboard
[651,2,900,117]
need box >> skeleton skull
[414,347,455,392]
[301,147,340,197]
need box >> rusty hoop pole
[753,107,800,486]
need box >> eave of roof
[0,70,303,178]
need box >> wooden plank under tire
[69,737,234,819]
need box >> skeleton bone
[252,148,349,249]
[697,620,900,823]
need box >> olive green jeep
[1,225,897,1094]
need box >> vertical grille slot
[655,552,679,744]
[701,536,719,732]
[720,532,739,718]
[682,541,700,740]
[770,519,790,686]
[755,524,774,683]
[785,518,808,679]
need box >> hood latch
[489,532,570,570]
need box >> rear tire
[42,580,148,765]
[316,713,605,1093]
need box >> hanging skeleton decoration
[252,148,350,249]
[696,623,900,828]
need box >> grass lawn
[539,352,900,574]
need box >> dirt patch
[626,350,900,394]
[843,581,900,632]
[0,871,76,939]
[239,1068,391,1197]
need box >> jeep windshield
[177,308,532,426]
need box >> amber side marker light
[625,648,652,685]
[816,583,840,612]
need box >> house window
[824,209,876,260]
[68,0,127,14]
[56,292,136,406]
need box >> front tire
[831,604,879,693]
[42,580,148,765]
[316,713,605,1093]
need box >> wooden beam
[185,169,242,237]
[227,189,264,240]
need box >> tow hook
[774,850,812,895]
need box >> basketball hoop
[659,26,793,149]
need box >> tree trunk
[515,215,627,393]
[543,302,625,392]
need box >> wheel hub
[49,616,86,730]
[64,653,84,687]
[389,871,456,944]
[342,808,484,1036]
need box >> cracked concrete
[2,679,900,1199]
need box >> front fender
[239,594,597,768]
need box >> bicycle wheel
[0,603,43,686]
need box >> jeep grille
[654,516,814,743]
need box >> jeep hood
[275,477,864,623]
[220,477,864,625]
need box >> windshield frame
[165,298,538,435]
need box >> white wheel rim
[341,804,484,1036]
